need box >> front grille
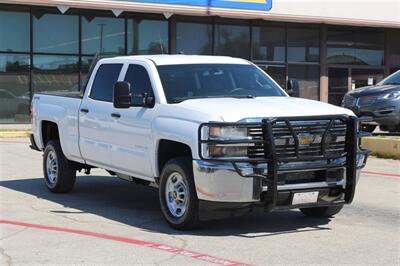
[343,95,356,107]
[273,168,344,185]
[358,94,378,106]
[247,119,347,160]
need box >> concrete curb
[362,136,400,159]
[0,131,31,138]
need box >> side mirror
[287,79,300,97]
[113,81,132,109]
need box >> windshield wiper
[385,82,400,85]
[169,94,261,103]
[231,95,256,99]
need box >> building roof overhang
[3,0,400,29]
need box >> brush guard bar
[198,115,370,210]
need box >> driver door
[109,63,156,179]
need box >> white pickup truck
[30,55,369,229]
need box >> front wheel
[159,157,199,230]
[300,205,343,217]
[43,140,76,193]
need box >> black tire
[43,140,76,193]
[379,125,388,132]
[388,125,400,133]
[300,205,343,218]
[361,124,376,133]
[159,157,199,230]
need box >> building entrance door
[351,68,384,89]
[328,68,348,106]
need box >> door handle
[111,113,121,118]
[80,108,89,113]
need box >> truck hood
[177,96,354,122]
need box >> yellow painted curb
[0,131,31,138]
[362,136,400,159]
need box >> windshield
[157,64,286,103]
[378,70,400,85]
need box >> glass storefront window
[288,27,319,63]
[352,68,384,88]
[327,28,384,66]
[176,22,212,55]
[258,65,286,89]
[326,30,355,64]
[354,31,384,66]
[0,11,30,52]
[33,12,79,54]
[82,15,125,55]
[128,19,168,55]
[33,55,79,92]
[252,25,285,62]
[0,54,30,123]
[80,56,95,89]
[215,24,250,59]
[288,64,320,100]
[388,30,400,69]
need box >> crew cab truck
[30,55,369,229]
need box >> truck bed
[31,91,84,163]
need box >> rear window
[90,64,122,102]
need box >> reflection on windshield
[379,70,400,85]
[157,64,286,103]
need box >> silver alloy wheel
[46,150,58,184]
[165,172,188,218]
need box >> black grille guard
[198,115,370,209]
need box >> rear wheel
[159,157,199,230]
[43,140,76,193]
[300,205,343,217]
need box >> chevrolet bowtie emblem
[298,133,315,146]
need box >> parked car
[30,55,368,229]
[0,89,30,118]
[342,70,400,132]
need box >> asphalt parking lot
[1,138,399,265]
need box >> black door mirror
[113,81,132,109]
[287,79,300,97]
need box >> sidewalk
[0,124,31,131]
[0,124,31,138]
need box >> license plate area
[292,191,319,205]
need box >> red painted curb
[0,220,253,266]
[361,170,400,179]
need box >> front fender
[152,116,200,176]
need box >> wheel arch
[157,139,193,176]
[41,120,60,148]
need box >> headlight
[378,91,400,100]
[201,126,253,158]
[209,126,248,139]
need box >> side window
[124,64,154,95]
[90,64,122,102]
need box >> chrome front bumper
[193,159,362,203]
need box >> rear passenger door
[109,63,156,179]
[79,63,123,168]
